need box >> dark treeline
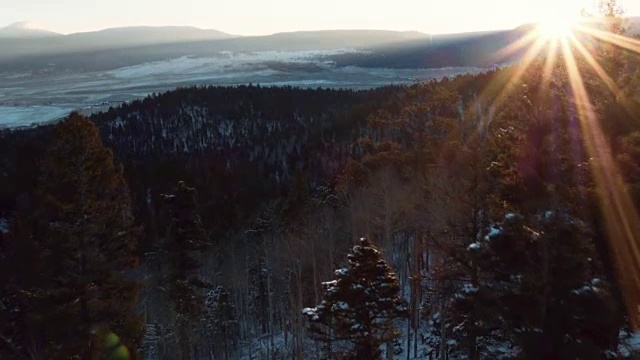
[1,85,393,246]
[2,26,640,360]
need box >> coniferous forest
[2,11,640,360]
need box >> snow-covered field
[0,49,492,128]
[0,105,75,128]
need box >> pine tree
[303,238,408,359]
[595,0,628,76]
[204,285,240,360]
[5,112,143,359]
[162,180,209,360]
[449,212,618,359]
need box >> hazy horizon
[3,0,639,36]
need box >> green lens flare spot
[110,344,130,360]
[104,332,121,349]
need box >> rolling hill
[1,18,638,73]
[0,21,62,38]
[0,28,489,73]
[0,25,236,59]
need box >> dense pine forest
[2,12,640,360]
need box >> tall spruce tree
[204,285,240,360]
[162,181,209,360]
[448,212,618,359]
[303,238,408,359]
[4,113,143,359]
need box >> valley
[1,6,640,359]
[0,49,491,127]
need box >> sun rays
[475,15,640,328]
[564,31,640,329]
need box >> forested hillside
[2,27,640,360]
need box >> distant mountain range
[0,26,427,59]
[0,23,236,58]
[0,18,638,72]
[0,21,62,38]
[0,28,436,72]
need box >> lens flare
[474,13,640,328]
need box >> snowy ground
[0,49,492,128]
[0,105,75,128]
[0,218,8,234]
[620,330,640,358]
[237,328,640,360]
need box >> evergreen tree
[596,0,628,76]
[448,212,618,359]
[303,238,408,359]
[162,180,209,360]
[204,285,240,360]
[4,113,143,359]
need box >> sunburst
[476,7,640,328]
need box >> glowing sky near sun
[1,0,639,35]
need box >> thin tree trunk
[311,239,320,303]
[415,232,424,357]
[267,257,274,359]
[407,254,413,360]
[223,330,229,360]
[469,179,481,360]
[438,299,447,360]
[295,264,304,360]
[384,206,394,360]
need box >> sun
[487,1,640,330]
[536,14,579,39]
[531,0,585,39]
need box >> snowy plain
[0,105,75,128]
[0,49,491,128]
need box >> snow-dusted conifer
[162,181,209,360]
[303,238,408,359]
[204,285,239,360]
[447,212,618,359]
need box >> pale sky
[1,0,639,35]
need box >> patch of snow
[509,274,523,282]
[462,283,479,294]
[618,330,640,358]
[322,280,338,294]
[571,285,595,295]
[485,225,502,241]
[468,242,481,250]
[302,307,319,321]
[571,279,603,295]
[628,332,640,349]
[0,218,8,234]
[334,268,348,276]
[322,280,337,287]
[332,301,349,310]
